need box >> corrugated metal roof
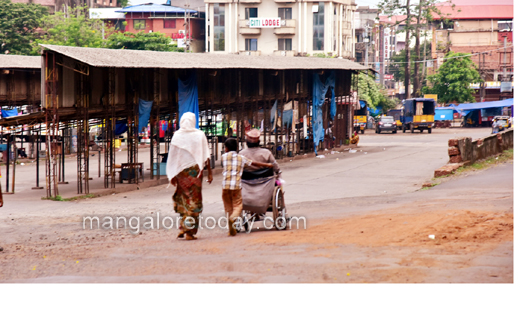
[0,55,41,69]
[89,8,126,19]
[116,4,196,13]
[168,0,205,13]
[40,44,369,71]
[435,0,513,19]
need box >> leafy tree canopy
[422,52,482,104]
[33,6,109,54]
[358,73,384,109]
[106,31,183,52]
[0,0,49,55]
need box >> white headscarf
[166,112,210,181]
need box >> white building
[204,0,356,58]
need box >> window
[313,2,324,51]
[214,4,225,51]
[498,20,513,31]
[245,8,258,20]
[114,20,125,31]
[245,39,258,51]
[278,39,292,51]
[134,19,146,30]
[164,19,176,29]
[439,20,454,30]
[278,8,292,20]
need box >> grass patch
[429,148,513,186]
[455,148,513,175]
[42,193,97,201]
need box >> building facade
[115,3,206,52]
[204,0,356,58]
[433,0,513,100]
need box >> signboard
[501,81,513,92]
[384,74,394,80]
[384,28,391,59]
[375,62,380,82]
[249,18,281,28]
[424,94,438,102]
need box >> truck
[401,98,436,134]
[353,100,368,134]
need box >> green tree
[422,52,482,104]
[0,0,49,55]
[388,41,431,92]
[358,73,384,109]
[33,6,109,53]
[378,0,455,98]
[117,0,130,7]
[106,31,183,52]
[379,96,399,114]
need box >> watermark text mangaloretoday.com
[82,212,306,234]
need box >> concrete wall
[447,129,514,164]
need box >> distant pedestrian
[221,138,272,236]
[166,112,213,241]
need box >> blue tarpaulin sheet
[114,120,128,135]
[312,72,336,154]
[270,101,293,129]
[359,100,366,108]
[370,106,383,117]
[1,109,18,118]
[434,108,454,121]
[450,99,514,116]
[138,99,153,133]
[178,72,200,129]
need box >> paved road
[0,127,513,282]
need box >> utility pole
[364,23,370,66]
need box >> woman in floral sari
[166,112,212,240]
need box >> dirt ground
[0,161,513,283]
[0,128,513,283]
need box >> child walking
[222,138,273,236]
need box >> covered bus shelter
[0,55,42,193]
[1,45,368,197]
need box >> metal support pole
[6,135,10,193]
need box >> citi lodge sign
[249,18,281,28]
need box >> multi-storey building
[204,0,356,58]
[354,6,379,65]
[433,0,513,100]
[114,2,206,52]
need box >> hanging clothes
[312,72,336,154]
[178,72,200,129]
[114,120,128,135]
[138,99,153,133]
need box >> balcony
[274,19,296,35]
[342,22,352,34]
[274,0,296,2]
[239,51,262,56]
[239,0,261,3]
[273,50,296,57]
[239,20,262,35]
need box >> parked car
[376,116,397,134]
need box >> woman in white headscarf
[166,112,212,240]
